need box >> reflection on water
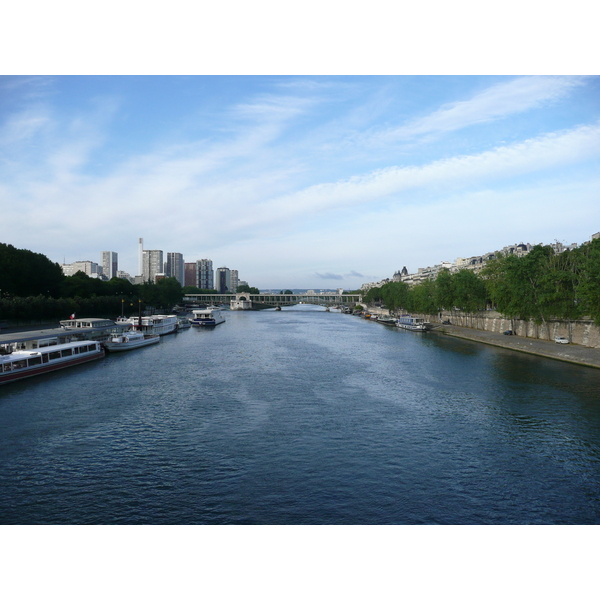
[1,306,599,524]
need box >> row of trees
[364,239,600,325]
[0,243,185,322]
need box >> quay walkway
[431,324,600,370]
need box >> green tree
[434,268,454,311]
[573,238,600,325]
[0,242,64,297]
[452,269,487,313]
[237,284,260,294]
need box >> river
[1,305,599,524]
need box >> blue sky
[1,74,599,289]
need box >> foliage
[0,242,64,297]
[237,284,260,294]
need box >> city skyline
[2,75,599,289]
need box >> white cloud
[375,76,586,143]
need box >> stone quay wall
[422,311,600,348]
[365,305,600,349]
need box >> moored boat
[102,331,160,352]
[123,314,178,335]
[190,307,226,327]
[0,340,104,385]
[176,317,191,330]
[395,315,428,331]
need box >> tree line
[0,242,183,323]
[363,239,600,325]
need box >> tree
[434,269,454,311]
[237,284,259,294]
[182,285,202,294]
[573,238,600,325]
[452,269,487,313]
[0,242,64,297]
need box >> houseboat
[395,315,428,331]
[102,331,160,352]
[190,307,226,327]
[0,340,104,385]
[122,314,178,335]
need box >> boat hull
[0,343,104,385]
[103,336,160,352]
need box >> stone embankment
[432,324,600,369]
[365,306,600,369]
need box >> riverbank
[431,323,600,369]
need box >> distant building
[117,271,134,283]
[197,259,214,290]
[101,251,118,281]
[184,263,196,287]
[165,252,185,286]
[230,269,239,293]
[143,250,163,283]
[216,267,231,293]
[62,260,102,278]
[138,238,144,277]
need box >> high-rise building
[165,252,185,286]
[138,238,144,277]
[215,266,231,293]
[143,250,163,283]
[101,251,118,281]
[184,263,197,287]
[197,259,214,290]
[230,269,239,293]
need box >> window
[28,356,42,366]
[61,348,73,357]
[49,351,61,361]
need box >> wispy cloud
[315,272,344,280]
[374,76,586,144]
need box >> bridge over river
[183,292,363,309]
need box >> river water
[1,305,599,524]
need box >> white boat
[0,340,104,385]
[123,314,178,335]
[176,317,191,330]
[102,331,160,352]
[395,315,428,331]
[190,307,226,327]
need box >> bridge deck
[183,293,362,307]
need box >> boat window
[42,354,49,363]
[28,356,42,366]
[61,348,73,357]
[48,351,61,361]
[73,347,79,354]
[12,360,27,370]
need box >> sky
[1,74,599,289]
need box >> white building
[143,250,164,283]
[230,269,239,293]
[62,261,102,278]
